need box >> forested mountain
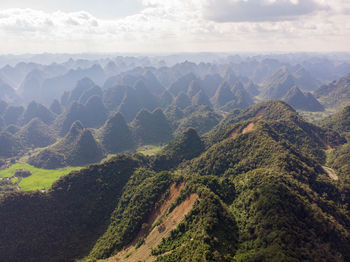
[1,54,350,262]
[315,73,350,108]
[2,100,350,262]
[282,86,324,112]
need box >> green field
[138,145,163,156]
[0,163,82,191]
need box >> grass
[11,177,19,183]
[0,163,82,191]
[138,145,163,156]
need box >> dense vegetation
[2,54,350,261]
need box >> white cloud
[0,1,348,54]
[202,0,326,22]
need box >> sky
[0,0,349,54]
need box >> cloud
[202,0,326,22]
[0,1,349,54]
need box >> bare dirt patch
[242,122,255,134]
[322,166,338,180]
[229,129,239,139]
[255,109,264,118]
[107,184,199,262]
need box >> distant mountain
[322,105,350,135]
[22,101,55,125]
[174,105,221,136]
[30,121,104,168]
[200,73,223,98]
[82,95,108,128]
[261,67,296,99]
[66,77,98,105]
[17,118,56,148]
[79,85,103,105]
[0,99,8,116]
[102,84,128,111]
[49,99,62,115]
[0,131,23,158]
[292,65,320,91]
[211,82,235,108]
[211,81,253,110]
[168,73,197,96]
[0,78,19,104]
[314,73,350,108]
[40,65,105,104]
[54,97,107,136]
[283,86,324,112]
[0,116,5,131]
[3,105,24,126]
[192,89,212,107]
[174,92,192,109]
[187,80,202,97]
[131,108,172,145]
[244,80,260,96]
[118,81,160,122]
[159,90,174,108]
[97,112,135,153]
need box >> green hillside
[1,100,350,262]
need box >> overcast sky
[0,0,349,54]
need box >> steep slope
[3,105,24,126]
[97,112,135,153]
[132,108,173,145]
[22,101,56,125]
[314,73,350,108]
[0,155,141,262]
[2,100,350,262]
[118,81,160,122]
[206,100,343,163]
[283,86,324,112]
[322,105,350,136]
[49,99,62,115]
[192,89,212,107]
[211,82,235,108]
[261,67,296,99]
[0,131,23,158]
[168,73,197,96]
[174,105,221,137]
[17,118,56,148]
[29,121,104,168]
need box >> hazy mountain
[0,78,19,104]
[283,86,324,112]
[211,82,235,108]
[0,99,8,116]
[292,65,320,91]
[118,81,160,122]
[49,99,62,115]
[22,101,55,125]
[31,121,104,168]
[200,73,223,98]
[17,69,45,104]
[0,131,23,158]
[131,108,172,145]
[174,92,192,109]
[40,65,105,104]
[192,89,212,107]
[261,67,296,99]
[17,118,56,148]
[314,73,350,108]
[97,112,135,153]
[2,100,350,262]
[168,73,197,96]
[3,105,24,126]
